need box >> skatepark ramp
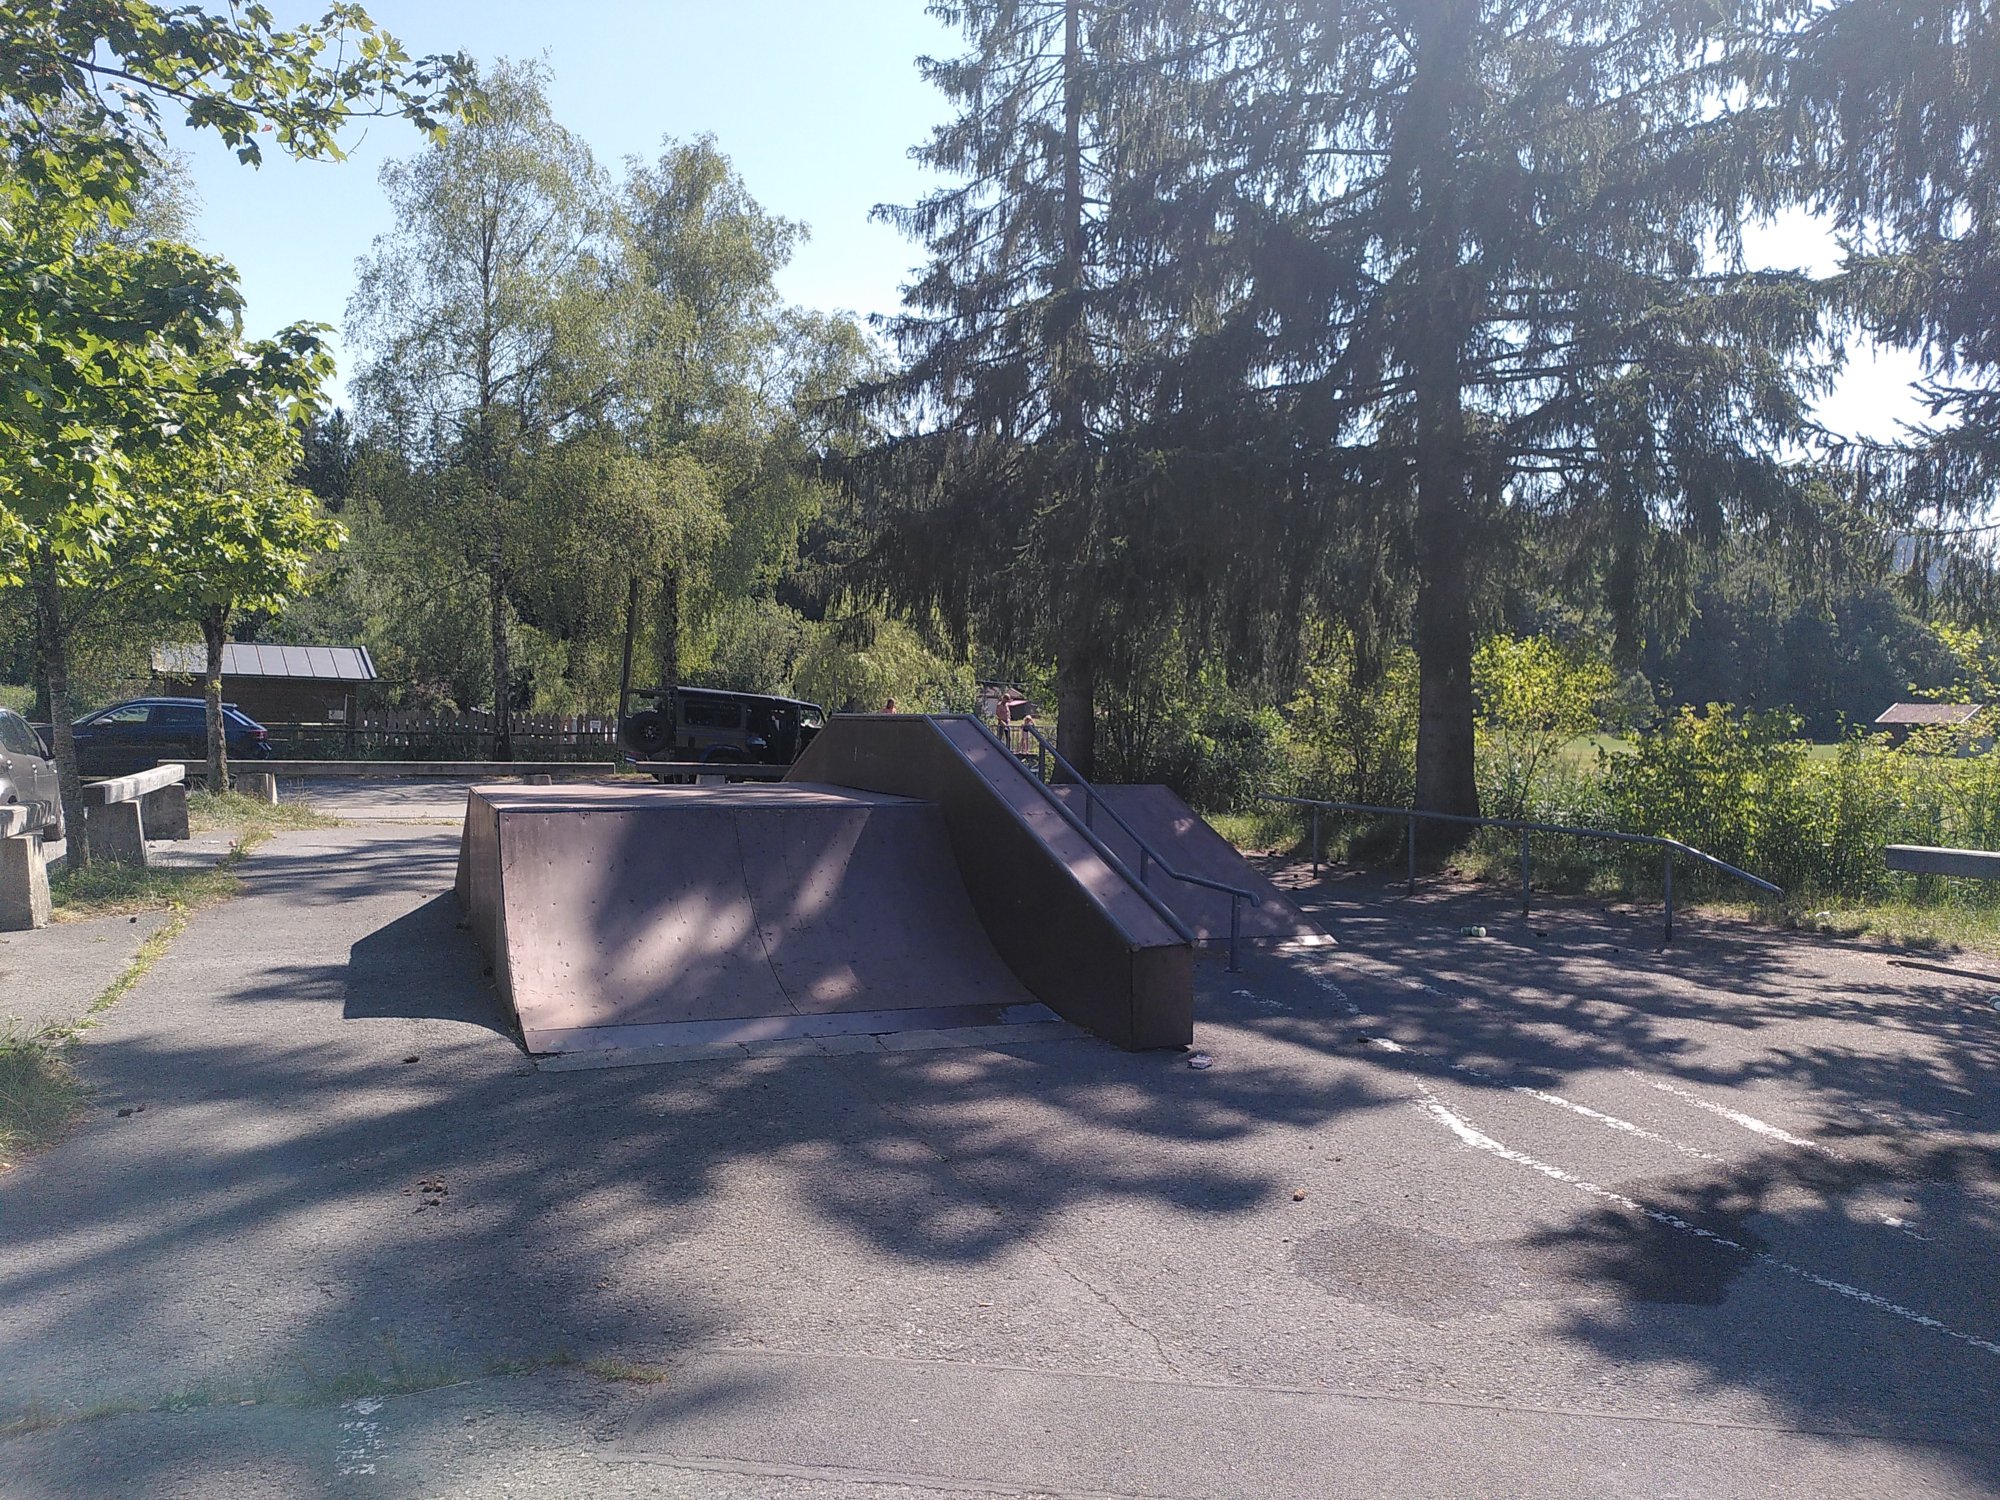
[456,782,1056,1055]
[1048,784,1325,946]
[456,716,1197,1055]
[788,715,1193,1049]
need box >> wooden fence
[264,707,620,762]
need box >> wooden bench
[82,763,189,868]
[0,803,50,930]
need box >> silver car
[0,707,62,839]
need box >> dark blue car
[71,698,274,778]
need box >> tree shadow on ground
[1,834,1998,1493]
[1255,863,2000,1482]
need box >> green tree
[0,0,467,835]
[616,136,875,702]
[1162,0,1829,821]
[1472,634,1616,818]
[146,404,344,790]
[349,59,612,757]
[859,0,1197,775]
[1786,0,2000,570]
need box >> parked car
[0,706,62,838]
[619,687,824,770]
[70,697,274,778]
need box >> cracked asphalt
[2,803,1998,1497]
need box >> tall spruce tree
[1162,0,1830,818]
[862,0,1189,774]
[1787,0,2000,596]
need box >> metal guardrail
[1018,724,1261,970]
[1261,794,1782,942]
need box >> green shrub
[1286,632,1419,808]
[1473,634,1618,818]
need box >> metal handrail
[1017,724,1260,970]
[922,715,1198,948]
[1261,793,1782,942]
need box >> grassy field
[1210,795,2000,957]
[1559,731,1846,763]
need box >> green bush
[1173,704,1292,814]
[1286,632,1419,808]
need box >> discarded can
[1459,925,1488,937]
[1188,1051,1214,1070]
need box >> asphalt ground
[3,830,235,1038]
[0,810,1996,1497]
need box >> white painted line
[337,1396,384,1477]
[1307,973,1362,1016]
[1232,988,1289,1011]
[1361,1040,1723,1164]
[1628,1071,1843,1160]
[1417,1086,2000,1359]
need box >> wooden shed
[151,642,378,726]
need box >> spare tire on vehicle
[621,709,671,757]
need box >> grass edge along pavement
[0,793,329,1170]
[0,1351,674,1439]
[1211,807,2000,958]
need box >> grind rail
[1014,723,1261,970]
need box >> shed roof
[152,642,378,683]
[1874,702,1984,726]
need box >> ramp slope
[456,783,1042,1054]
[1049,784,1325,944]
[788,716,1193,1049]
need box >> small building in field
[1873,701,1987,748]
[151,642,378,726]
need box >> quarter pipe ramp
[457,782,1050,1054]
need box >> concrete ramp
[1050,784,1325,945]
[788,716,1193,1049]
[456,782,1047,1054]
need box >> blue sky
[166,0,1919,436]
[168,1,956,395]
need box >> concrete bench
[82,763,189,868]
[1885,844,2000,879]
[0,804,50,930]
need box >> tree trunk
[202,607,231,793]
[655,564,681,693]
[1404,0,1480,829]
[30,545,87,866]
[488,510,512,761]
[1056,647,1096,780]
[1413,506,1479,821]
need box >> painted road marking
[1359,1038,1724,1165]
[1628,1071,1844,1159]
[1417,1084,2000,1359]
[337,1397,384,1478]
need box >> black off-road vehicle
[619,687,825,770]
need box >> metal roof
[1874,702,1984,726]
[152,642,378,682]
